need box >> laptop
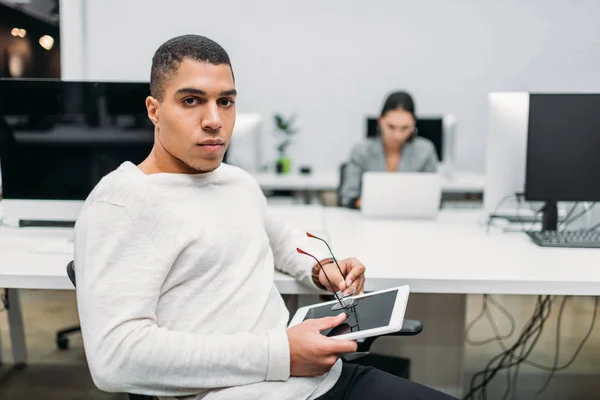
[360,172,442,219]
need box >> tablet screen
[304,290,398,337]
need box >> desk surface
[252,171,339,191]
[0,205,324,293]
[253,171,485,193]
[324,208,600,296]
[2,204,600,296]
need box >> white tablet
[288,286,410,341]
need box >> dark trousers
[316,363,458,400]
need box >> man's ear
[146,96,160,126]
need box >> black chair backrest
[66,261,76,288]
[65,261,155,400]
[337,163,347,207]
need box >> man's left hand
[318,257,366,295]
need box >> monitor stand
[541,201,558,231]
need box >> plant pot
[276,157,292,174]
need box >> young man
[74,34,455,400]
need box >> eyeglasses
[296,232,356,311]
[296,247,356,311]
[305,232,356,297]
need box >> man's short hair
[150,34,233,100]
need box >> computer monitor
[0,79,153,225]
[524,93,600,231]
[366,115,456,173]
[483,92,530,217]
[223,113,263,172]
[103,82,154,129]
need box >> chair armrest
[343,320,422,360]
[385,319,423,336]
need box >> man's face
[147,59,236,173]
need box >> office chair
[56,324,80,350]
[337,162,363,209]
[337,163,348,207]
[66,260,422,396]
[56,268,81,350]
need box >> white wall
[60,0,600,173]
[59,0,85,79]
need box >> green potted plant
[273,113,297,174]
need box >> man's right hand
[286,313,358,377]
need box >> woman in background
[339,91,438,209]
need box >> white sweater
[74,162,341,400]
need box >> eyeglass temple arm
[306,233,346,279]
[296,247,344,307]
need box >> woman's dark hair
[377,91,418,140]
[380,91,416,118]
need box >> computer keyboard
[526,230,600,248]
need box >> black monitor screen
[525,94,600,202]
[366,117,443,161]
[0,79,154,201]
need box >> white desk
[5,206,595,295]
[0,205,325,292]
[321,207,600,396]
[253,172,340,191]
[0,204,328,370]
[3,204,599,397]
[439,171,486,194]
[0,227,74,290]
[253,170,485,194]
[324,208,600,296]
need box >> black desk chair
[337,163,348,207]
[56,322,80,350]
[66,261,422,398]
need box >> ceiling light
[39,35,54,50]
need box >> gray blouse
[339,137,439,208]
